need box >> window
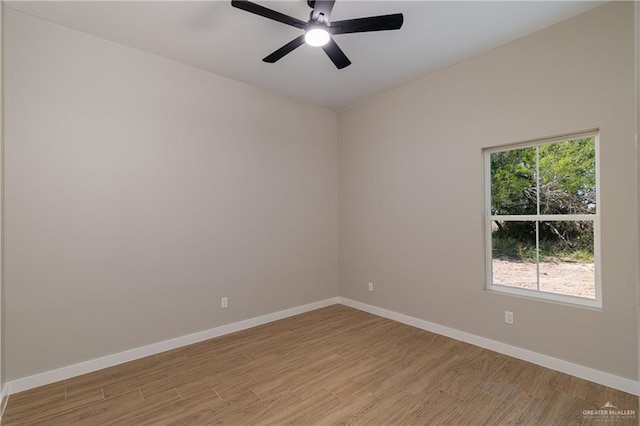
[484,131,600,308]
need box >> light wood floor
[3,305,638,425]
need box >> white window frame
[484,130,602,309]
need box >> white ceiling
[7,0,603,110]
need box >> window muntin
[484,132,600,308]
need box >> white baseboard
[0,384,9,419]
[338,297,640,396]
[5,297,339,395]
[5,295,639,399]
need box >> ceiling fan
[231,0,404,69]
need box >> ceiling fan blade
[231,0,306,29]
[311,0,335,22]
[263,35,306,63]
[321,38,351,69]
[329,14,404,35]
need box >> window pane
[491,147,537,215]
[491,220,537,290]
[538,138,596,215]
[539,221,595,298]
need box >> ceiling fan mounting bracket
[310,12,327,26]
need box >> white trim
[0,384,8,420]
[483,133,602,308]
[486,129,599,153]
[5,297,338,395]
[486,283,601,310]
[5,296,639,400]
[338,297,640,396]
[490,214,596,222]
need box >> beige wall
[0,1,4,395]
[4,9,338,381]
[339,2,638,379]
[3,2,638,386]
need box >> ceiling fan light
[304,28,330,47]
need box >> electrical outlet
[368,282,374,291]
[221,297,228,309]
[504,310,514,325]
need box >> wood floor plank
[537,389,595,425]
[442,389,505,424]
[399,389,464,425]
[3,305,638,425]
[484,390,545,425]
[436,353,492,400]
[309,390,379,425]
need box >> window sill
[486,283,602,310]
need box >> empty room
[0,0,639,424]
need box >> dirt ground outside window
[492,259,595,299]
